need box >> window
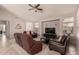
[26,22,33,31]
[34,22,39,28]
[63,17,74,34]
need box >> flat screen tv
[45,28,55,34]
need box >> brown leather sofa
[49,35,70,55]
[14,31,42,55]
[21,32,42,54]
[14,33,23,47]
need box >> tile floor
[0,34,77,55]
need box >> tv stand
[42,28,57,44]
[43,33,57,38]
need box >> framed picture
[16,24,22,29]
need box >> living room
[0,4,79,55]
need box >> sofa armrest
[30,41,42,51]
[49,41,66,54]
[50,39,60,43]
[49,41,65,47]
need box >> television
[45,28,55,34]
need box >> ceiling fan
[28,4,43,12]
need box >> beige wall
[0,7,26,39]
[41,20,60,35]
[76,8,79,54]
[39,16,75,36]
[0,6,76,39]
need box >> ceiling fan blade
[35,4,40,8]
[36,8,43,11]
[28,4,34,8]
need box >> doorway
[0,21,10,47]
[0,21,10,38]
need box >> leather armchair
[49,35,70,55]
[21,32,42,54]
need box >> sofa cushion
[56,36,62,42]
[60,35,67,45]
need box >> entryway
[0,21,10,47]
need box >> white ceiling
[1,4,79,21]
